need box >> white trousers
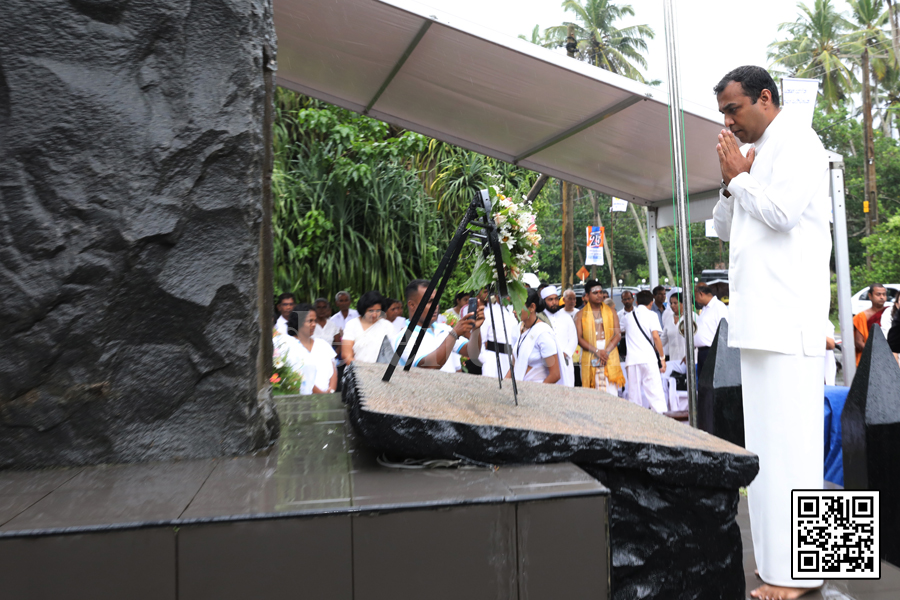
[742,349,824,589]
[624,363,667,413]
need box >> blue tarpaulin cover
[823,385,850,487]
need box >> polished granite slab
[0,393,607,536]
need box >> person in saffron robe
[575,279,625,395]
[853,283,888,365]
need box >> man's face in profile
[717,80,772,144]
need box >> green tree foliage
[544,0,655,82]
[857,213,900,283]
[768,0,857,110]
[273,89,537,304]
[273,90,439,302]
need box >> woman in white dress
[280,304,338,394]
[341,291,396,364]
[507,288,564,384]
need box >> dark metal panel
[178,515,352,600]
[0,527,176,600]
[516,497,608,600]
[353,504,517,600]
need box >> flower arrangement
[465,184,540,312]
[271,330,303,395]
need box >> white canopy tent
[274,0,856,382]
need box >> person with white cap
[541,285,577,387]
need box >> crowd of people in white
[270,277,743,415]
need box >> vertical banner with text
[586,226,605,266]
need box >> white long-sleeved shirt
[712,111,831,356]
[549,309,578,358]
[694,296,729,349]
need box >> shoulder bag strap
[633,312,662,368]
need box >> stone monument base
[344,363,759,600]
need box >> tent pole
[663,0,698,426]
[830,156,855,384]
[647,208,659,289]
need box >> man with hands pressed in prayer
[713,66,831,600]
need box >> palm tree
[544,0,655,83]
[845,0,894,230]
[768,0,856,112]
[519,24,544,45]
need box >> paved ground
[738,496,900,599]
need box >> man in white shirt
[622,290,666,413]
[392,279,484,373]
[274,293,295,335]
[329,291,359,332]
[713,66,830,598]
[479,300,520,379]
[541,286,577,387]
[617,291,635,335]
[312,297,341,348]
[693,284,729,378]
[659,293,696,411]
[562,288,579,319]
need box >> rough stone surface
[698,319,745,447]
[345,363,755,599]
[345,364,758,489]
[0,0,279,469]
[842,326,900,567]
[582,465,745,600]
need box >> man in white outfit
[622,290,667,413]
[713,66,830,599]
[541,286,577,387]
[693,284,729,378]
[479,299,520,379]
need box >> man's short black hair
[405,279,430,301]
[635,290,653,306]
[384,297,400,307]
[714,66,780,108]
[652,285,665,296]
[621,290,633,299]
[696,284,714,296]
[870,283,887,295]
[583,279,603,295]
[276,292,295,304]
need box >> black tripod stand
[382,191,519,405]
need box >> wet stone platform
[0,392,609,600]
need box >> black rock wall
[0,0,279,468]
[582,466,745,600]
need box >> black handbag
[617,336,627,358]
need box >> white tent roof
[274,0,725,223]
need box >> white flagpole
[663,0,699,426]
